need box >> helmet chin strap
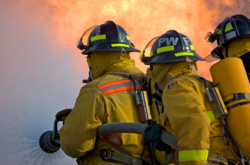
[121,47,126,55]
[186,56,192,69]
[189,65,198,74]
[186,56,198,74]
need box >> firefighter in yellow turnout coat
[204,14,250,164]
[59,21,152,165]
[142,30,237,165]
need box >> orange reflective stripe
[102,85,141,96]
[97,134,122,145]
[98,79,132,90]
[112,140,122,145]
[98,79,141,96]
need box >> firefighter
[206,14,250,81]
[205,14,250,164]
[141,30,238,165]
[59,21,152,165]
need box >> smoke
[0,0,80,164]
[30,0,248,78]
[0,0,250,164]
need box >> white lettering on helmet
[158,38,166,47]
[166,37,179,46]
[182,37,192,45]
[158,37,179,47]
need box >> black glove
[144,121,171,151]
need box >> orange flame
[40,0,245,80]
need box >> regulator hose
[221,119,244,165]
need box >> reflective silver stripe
[225,31,236,40]
[100,81,140,93]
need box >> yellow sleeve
[161,80,210,165]
[59,84,106,158]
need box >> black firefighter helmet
[140,30,205,65]
[207,14,250,59]
[77,21,140,54]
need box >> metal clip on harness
[129,75,152,123]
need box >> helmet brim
[86,44,140,53]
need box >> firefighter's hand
[56,109,72,119]
[144,121,171,151]
[55,109,72,123]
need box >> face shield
[140,36,159,65]
[76,25,98,51]
[76,25,99,65]
[140,37,164,97]
[76,26,98,82]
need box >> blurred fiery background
[1,0,250,164]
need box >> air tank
[210,58,250,158]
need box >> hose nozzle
[39,131,60,153]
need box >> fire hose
[39,109,178,154]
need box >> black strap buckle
[103,150,112,160]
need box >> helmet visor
[139,36,159,59]
[76,25,98,47]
